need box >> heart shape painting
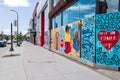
[98,30,119,51]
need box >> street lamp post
[10,10,19,46]
[9,22,14,54]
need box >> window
[63,8,69,25]
[55,14,62,27]
[97,0,119,14]
[51,0,96,28]
[106,0,119,13]
[63,1,80,25]
[79,0,96,18]
[53,0,58,7]
[52,18,55,29]
[44,6,49,31]
[52,14,62,29]
[68,1,80,23]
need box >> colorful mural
[51,28,61,51]
[44,31,49,48]
[81,16,95,63]
[96,12,120,67]
[60,26,65,53]
[50,21,80,57]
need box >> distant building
[29,2,39,45]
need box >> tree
[17,32,24,43]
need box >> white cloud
[2,29,11,35]
[84,12,95,18]
[68,4,95,11]
[1,0,30,7]
[2,28,27,35]
[80,4,95,11]
[22,30,27,35]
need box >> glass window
[52,13,62,29]
[106,0,119,13]
[53,0,58,7]
[97,0,119,14]
[79,0,96,18]
[55,14,62,27]
[63,8,69,25]
[63,1,80,25]
[68,1,80,23]
[52,18,55,29]
[44,6,49,31]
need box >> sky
[0,0,40,35]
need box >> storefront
[37,0,50,49]
[49,0,120,70]
[29,2,39,45]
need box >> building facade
[29,2,39,45]
[36,0,50,49]
[49,0,120,70]
[29,0,120,70]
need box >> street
[0,41,113,80]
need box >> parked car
[7,40,11,44]
[0,40,7,47]
[13,40,17,43]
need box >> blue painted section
[71,23,79,52]
[81,16,95,63]
[60,27,65,53]
[96,12,120,67]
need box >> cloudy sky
[0,0,40,35]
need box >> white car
[7,40,11,44]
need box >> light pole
[9,22,14,54]
[10,9,19,46]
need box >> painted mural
[96,12,120,67]
[44,31,49,48]
[81,16,95,63]
[51,28,61,51]
[50,21,80,57]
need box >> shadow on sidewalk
[2,54,21,58]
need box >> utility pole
[11,10,19,46]
[9,23,14,55]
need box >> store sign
[98,30,119,51]
[30,29,36,33]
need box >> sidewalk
[0,44,26,80]
[0,42,114,80]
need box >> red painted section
[98,30,119,51]
[40,11,45,46]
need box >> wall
[51,21,80,57]
[40,11,45,46]
[96,12,120,67]
[50,0,120,68]
[50,0,96,59]
[81,16,95,63]
[37,0,50,47]
[44,6,49,48]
